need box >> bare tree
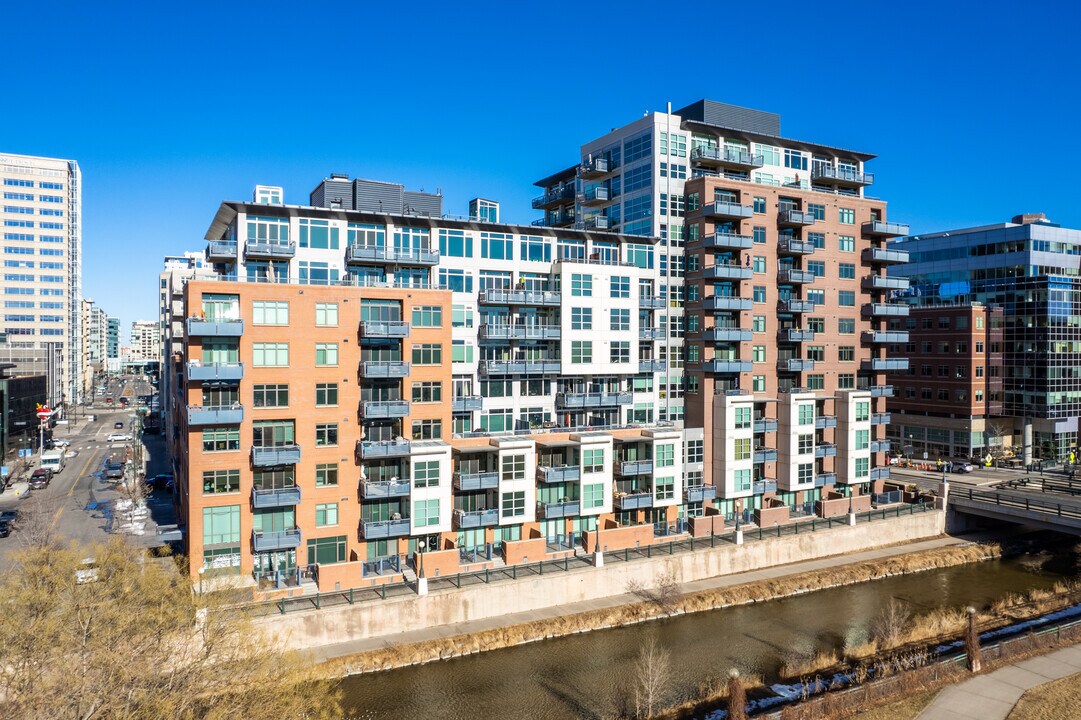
[633,637,672,718]
[627,565,681,616]
[726,669,747,720]
[985,421,1012,460]
[13,495,57,550]
[870,598,911,648]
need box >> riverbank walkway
[916,642,1081,719]
[312,533,970,663]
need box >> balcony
[186,362,244,382]
[454,471,500,492]
[778,358,815,372]
[244,241,296,260]
[778,209,817,227]
[871,412,891,425]
[702,359,753,373]
[862,247,910,264]
[815,444,837,458]
[752,480,778,495]
[540,500,581,519]
[557,391,633,409]
[754,418,778,433]
[870,467,891,481]
[538,465,581,483]
[531,186,575,210]
[703,326,752,342]
[862,303,910,318]
[252,528,302,552]
[690,146,765,170]
[869,385,895,398]
[454,508,500,530]
[452,395,483,413]
[862,220,910,238]
[778,268,816,284]
[358,440,412,459]
[685,484,717,503]
[777,299,816,314]
[478,288,562,306]
[639,295,667,309]
[187,405,244,425]
[779,328,815,343]
[360,518,411,540]
[251,444,301,467]
[638,359,667,373]
[345,245,439,266]
[186,318,244,337]
[358,360,410,378]
[811,165,874,187]
[619,459,654,476]
[862,275,911,291]
[252,486,302,508]
[699,264,754,281]
[579,216,610,231]
[862,358,910,372]
[579,186,610,205]
[698,232,754,251]
[870,440,891,453]
[533,211,576,228]
[480,324,561,341]
[704,295,753,311]
[863,330,910,344]
[358,320,410,338]
[579,157,610,178]
[639,327,665,342]
[360,479,412,499]
[360,400,410,419]
[815,473,837,488]
[481,359,561,375]
[702,200,754,221]
[754,448,778,463]
[614,492,653,510]
[815,415,838,429]
[206,240,237,262]
[777,238,816,255]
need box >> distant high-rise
[106,317,119,360]
[0,152,82,408]
[129,320,160,362]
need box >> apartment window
[838,290,855,306]
[452,341,473,363]
[855,401,870,422]
[838,263,856,279]
[653,444,674,468]
[838,236,855,252]
[838,318,855,334]
[798,404,814,425]
[610,341,630,364]
[253,384,288,408]
[807,345,825,361]
[571,341,592,364]
[315,343,338,366]
[855,458,869,478]
[808,231,826,248]
[798,434,814,455]
[975,366,984,378]
[920,388,932,400]
[807,260,825,277]
[685,439,704,463]
[502,454,526,481]
[203,505,241,547]
[784,148,807,170]
[315,503,339,527]
[610,308,630,331]
[315,302,338,326]
[501,491,525,518]
[752,256,766,273]
[411,381,442,403]
[252,300,288,325]
[411,419,442,440]
[315,463,338,487]
[807,289,825,304]
[752,345,766,363]
[753,196,766,213]
[412,305,443,327]
[315,383,338,407]
[838,373,856,389]
[807,374,825,390]
[315,423,338,447]
[571,273,593,297]
[202,469,239,494]
[481,232,513,260]
[583,448,604,473]
[752,315,766,333]
[307,536,346,566]
[753,286,766,303]
[856,429,870,450]
[571,307,593,330]
[752,375,766,392]
[202,427,240,452]
[655,477,674,501]
[976,316,985,329]
[439,229,473,257]
[734,407,751,429]
[413,460,440,488]
[440,268,472,293]
[414,499,440,528]
[838,208,855,224]
[583,483,605,509]
[753,226,767,244]
[520,235,551,262]
[734,469,751,492]
[610,275,630,298]
[838,346,855,362]
[252,343,288,367]
[808,203,826,221]
[734,438,751,461]
[412,343,442,365]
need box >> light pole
[416,539,428,595]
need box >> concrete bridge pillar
[1023,417,1033,466]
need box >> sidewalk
[916,643,1081,720]
[311,533,968,663]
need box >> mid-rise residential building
[80,298,108,396]
[160,252,209,436]
[129,320,160,362]
[891,214,1081,461]
[106,317,119,359]
[0,153,82,407]
[885,304,1005,460]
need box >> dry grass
[652,673,763,720]
[780,649,841,679]
[1007,671,1081,719]
[836,688,938,720]
[323,542,1001,677]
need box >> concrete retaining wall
[258,510,945,651]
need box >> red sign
[36,403,51,420]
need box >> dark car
[146,473,174,491]
[30,469,51,489]
[0,522,9,538]
[0,510,18,525]
[114,421,124,430]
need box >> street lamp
[417,539,426,580]
[198,564,206,594]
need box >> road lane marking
[49,446,100,531]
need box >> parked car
[107,433,131,443]
[0,521,10,538]
[104,462,125,480]
[146,473,174,491]
[952,461,975,473]
[114,421,124,429]
[29,469,51,489]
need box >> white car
[107,433,132,443]
[52,439,71,448]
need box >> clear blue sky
[2,0,1079,337]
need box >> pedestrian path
[916,643,1081,720]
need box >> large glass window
[315,383,338,406]
[413,460,440,487]
[202,469,239,494]
[253,384,288,407]
[414,499,440,527]
[315,302,338,326]
[481,232,513,260]
[299,218,339,249]
[315,343,338,366]
[412,343,442,365]
[202,427,239,452]
[315,503,339,527]
[253,300,288,325]
[439,229,473,257]
[583,449,604,473]
[203,505,241,546]
[412,306,442,327]
[501,491,525,518]
[253,343,288,367]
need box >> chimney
[1011,213,1047,225]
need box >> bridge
[948,478,1081,535]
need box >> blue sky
[2,0,1079,338]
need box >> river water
[340,544,1078,720]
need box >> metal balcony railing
[453,471,500,491]
[186,362,244,382]
[360,518,411,539]
[862,220,910,237]
[244,241,296,260]
[454,508,500,529]
[540,500,581,519]
[452,395,483,413]
[186,318,244,336]
[698,232,754,251]
[478,289,562,306]
[252,527,302,552]
[702,200,754,220]
[251,486,301,508]
[250,444,301,466]
[358,320,410,338]
[187,405,244,425]
[360,400,410,418]
[538,465,581,483]
[358,360,410,378]
[811,165,874,186]
[619,460,654,476]
[778,208,816,226]
[360,480,412,499]
[684,484,717,503]
[357,440,412,459]
[614,492,653,510]
[862,247,910,264]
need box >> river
[340,542,1078,719]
